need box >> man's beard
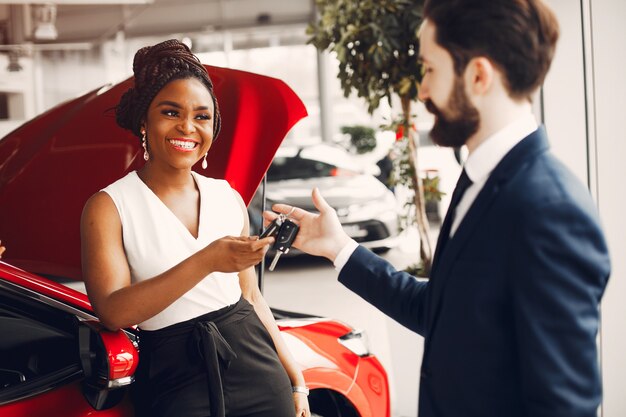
[424,75,480,148]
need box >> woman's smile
[167,138,199,152]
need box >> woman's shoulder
[82,189,120,226]
[84,171,139,217]
[101,171,139,193]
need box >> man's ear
[465,57,495,96]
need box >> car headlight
[338,329,371,357]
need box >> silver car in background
[249,143,400,253]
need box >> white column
[316,49,334,142]
[588,1,626,416]
[542,2,626,415]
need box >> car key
[268,219,299,271]
[259,214,284,239]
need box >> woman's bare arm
[234,190,310,417]
[81,191,272,330]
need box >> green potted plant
[308,0,434,275]
[341,125,377,154]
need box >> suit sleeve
[339,245,430,335]
[512,199,610,417]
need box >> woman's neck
[137,163,195,193]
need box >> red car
[0,66,390,417]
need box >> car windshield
[268,156,335,180]
[267,144,361,181]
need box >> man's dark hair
[423,0,559,101]
[116,39,222,140]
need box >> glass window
[0,289,80,400]
[268,156,334,181]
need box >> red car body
[0,66,390,416]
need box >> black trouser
[132,297,294,417]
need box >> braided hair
[115,39,222,141]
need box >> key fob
[273,219,299,253]
[259,216,283,239]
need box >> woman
[81,39,310,417]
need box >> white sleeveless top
[102,171,243,330]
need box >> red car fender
[281,323,390,417]
[351,356,391,417]
[300,356,390,417]
[304,368,374,416]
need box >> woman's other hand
[203,235,273,273]
[0,240,6,259]
[293,391,310,417]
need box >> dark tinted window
[0,287,81,403]
[267,157,335,181]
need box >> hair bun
[115,88,139,134]
[115,39,221,140]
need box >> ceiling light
[33,3,58,41]
[7,51,23,72]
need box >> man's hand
[263,188,352,262]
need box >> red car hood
[0,66,307,280]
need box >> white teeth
[168,139,197,149]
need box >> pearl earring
[141,131,149,161]
[201,153,208,169]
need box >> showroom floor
[262,225,436,417]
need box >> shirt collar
[464,112,538,184]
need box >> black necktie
[434,169,473,261]
[448,169,473,225]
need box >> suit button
[421,369,431,379]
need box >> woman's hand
[203,235,273,273]
[293,392,311,417]
[0,240,5,259]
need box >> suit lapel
[423,127,550,356]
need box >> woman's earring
[201,153,208,169]
[141,131,149,161]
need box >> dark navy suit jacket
[339,128,610,417]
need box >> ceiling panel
[3,0,313,45]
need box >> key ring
[277,207,296,222]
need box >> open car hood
[0,65,307,280]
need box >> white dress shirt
[334,112,538,271]
[450,112,538,236]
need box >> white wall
[588,1,626,416]
[544,1,626,416]
[543,1,589,184]
[0,54,37,138]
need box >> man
[265,1,610,416]
[376,149,396,191]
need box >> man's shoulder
[506,151,597,215]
